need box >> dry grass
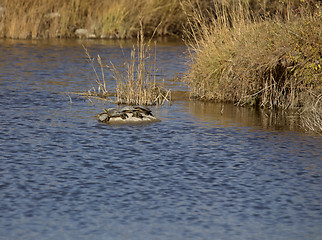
[182,0,321,132]
[0,0,312,39]
[110,23,171,105]
[0,0,185,39]
[300,93,322,133]
[83,24,171,106]
[183,0,321,109]
[83,46,110,98]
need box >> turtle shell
[133,106,153,116]
[105,108,128,119]
[120,106,136,113]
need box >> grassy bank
[183,0,321,132]
[0,0,314,39]
[0,0,185,39]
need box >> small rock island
[97,106,159,124]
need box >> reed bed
[83,25,170,106]
[1,0,304,39]
[110,25,171,105]
[183,0,321,132]
[0,0,185,39]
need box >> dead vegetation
[83,24,171,106]
[182,0,321,133]
[0,0,185,39]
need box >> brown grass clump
[182,0,321,132]
[183,0,321,110]
[83,25,171,106]
[110,24,171,105]
[0,0,314,39]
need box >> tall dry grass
[183,0,321,132]
[83,24,171,106]
[0,0,185,39]
[83,46,110,98]
[110,23,171,105]
[0,0,313,39]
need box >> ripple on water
[0,39,321,240]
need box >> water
[0,39,321,240]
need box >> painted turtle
[120,106,136,113]
[98,108,128,122]
[120,106,145,119]
[98,113,109,122]
[133,106,153,116]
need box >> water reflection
[185,101,303,132]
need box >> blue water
[0,39,321,240]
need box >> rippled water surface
[0,39,321,240]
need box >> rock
[44,12,61,19]
[75,28,88,37]
[106,114,159,124]
[88,33,97,39]
[97,108,160,124]
[75,29,97,38]
[100,34,115,39]
[109,112,159,124]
